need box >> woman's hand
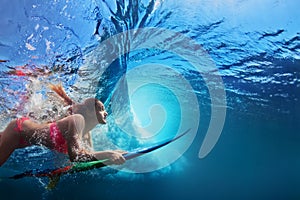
[102,150,127,165]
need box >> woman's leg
[0,121,20,166]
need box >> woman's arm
[58,115,125,164]
[56,115,95,162]
[82,131,93,149]
[68,139,126,165]
[69,140,126,164]
[67,130,98,162]
[91,150,126,165]
[70,147,126,165]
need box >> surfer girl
[0,84,126,167]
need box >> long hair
[49,84,75,106]
[49,84,98,117]
[49,84,76,115]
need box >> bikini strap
[14,117,30,146]
[15,117,29,132]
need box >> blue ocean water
[0,0,299,199]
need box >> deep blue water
[0,0,300,199]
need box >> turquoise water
[0,0,300,199]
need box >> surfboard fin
[46,175,61,190]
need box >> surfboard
[9,129,190,189]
